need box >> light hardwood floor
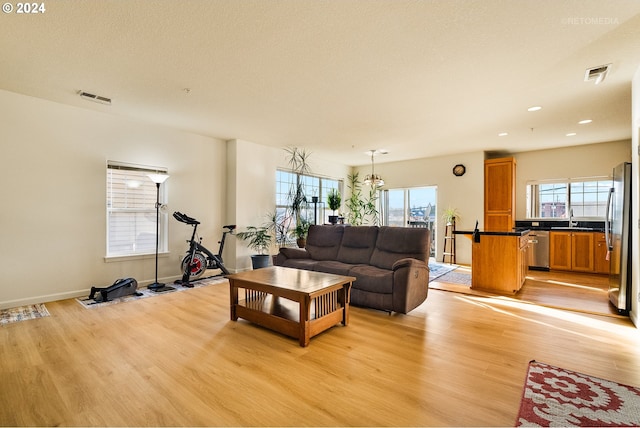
[1,274,639,426]
[432,265,621,317]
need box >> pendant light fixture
[363,149,387,187]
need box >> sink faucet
[569,208,578,228]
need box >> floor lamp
[147,173,173,293]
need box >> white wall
[0,89,226,309]
[630,67,640,327]
[226,139,279,272]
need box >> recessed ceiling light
[578,119,592,124]
[527,106,542,112]
[566,132,577,137]
[498,132,508,137]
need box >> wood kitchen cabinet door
[550,231,595,272]
[484,157,515,231]
[571,232,594,272]
[594,232,610,274]
[550,231,572,270]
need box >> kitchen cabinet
[594,232,610,274]
[484,157,516,231]
[467,230,529,294]
[518,234,530,289]
[550,231,594,272]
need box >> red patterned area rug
[516,360,640,427]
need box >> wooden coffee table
[227,266,355,347]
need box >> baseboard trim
[0,289,89,310]
[0,275,189,310]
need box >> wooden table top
[227,266,355,294]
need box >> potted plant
[442,207,460,225]
[236,226,273,269]
[291,218,310,248]
[327,188,341,224]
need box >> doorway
[381,186,437,257]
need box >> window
[526,177,610,219]
[276,170,342,242]
[106,162,168,257]
[381,186,437,256]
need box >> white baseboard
[630,310,638,329]
[0,289,89,310]
[0,275,187,310]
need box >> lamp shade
[147,173,170,184]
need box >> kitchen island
[455,229,530,294]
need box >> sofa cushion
[336,226,378,264]
[305,225,345,261]
[313,260,358,276]
[349,265,394,294]
[370,226,430,270]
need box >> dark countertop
[515,220,605,233]
[454,229,530,237]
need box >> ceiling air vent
[78,90,112,105]
[584,64,611,85]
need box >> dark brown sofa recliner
[275,225,430,313]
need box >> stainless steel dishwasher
[528,230,549,270]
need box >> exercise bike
[173,211,235,287]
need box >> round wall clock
[453,164,466,176]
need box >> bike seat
[173,211,200,225]
[223,224,236,231]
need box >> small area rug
[428,261,457,281]
[77,276,227,309]
[433,269,471,286]
[0,303,50,325]
[516,360,640,427]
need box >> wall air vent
[78,90,112,105]
[584,64,611,85]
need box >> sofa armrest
[391,258,430,314]
[392,257,429,271]
[274,247,311,266]
[279,247,310,259]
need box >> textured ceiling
[1,0,639,166]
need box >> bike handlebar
[173,212,236,232]
[173,211,200,225]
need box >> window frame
[106,161,169,259]
[276,169,342,242]
[526,176,611,220]
[381,186,437,257]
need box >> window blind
[106,162,168,257]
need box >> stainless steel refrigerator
[605,162,632,313]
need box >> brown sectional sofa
[275,225,431,313]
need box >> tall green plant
[284,147,312,229]
[345,172,365,225]
[364,185,381,226]
[264,210,288,248]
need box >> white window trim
[106,160,169,259]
